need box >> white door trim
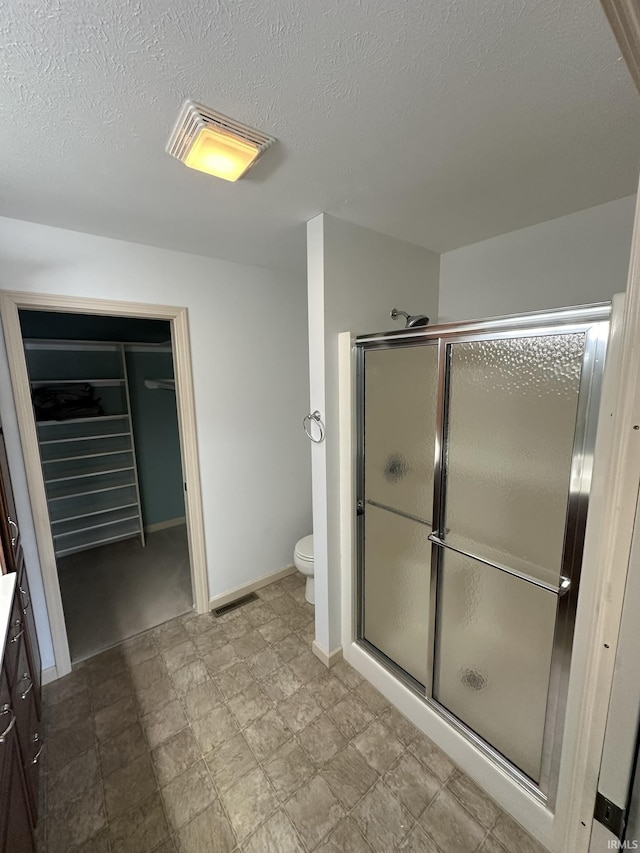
[0,290,210,678]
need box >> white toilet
[294,534,314,605]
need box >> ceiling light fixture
[166,100,275,182]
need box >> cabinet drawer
[3,593,25,687]
[15,559,41,719]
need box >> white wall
[307,214,440,654]
[439,196,636,321]
[0,216,312,670]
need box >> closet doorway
[0,292,208,678]
[21,310,192,661]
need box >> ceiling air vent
[166,100,275,182]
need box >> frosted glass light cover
[364,345,438,523]
[444,333,585,585]
[434,550,557,781]
[364,504,431,684]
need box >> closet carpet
[58,524,192,662]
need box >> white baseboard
[209,564,297,611]
[144,516,186,534]
[312,640,343,668]
[42,665,59,685]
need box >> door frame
[0,290,210,678]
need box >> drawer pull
[0,706,16,744]
[19,585,30,613]
[20,674,33,700]
[8,517,18,547]
[31,742,44,765]
[10,617,24,644]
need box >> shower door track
[355,302,611,808]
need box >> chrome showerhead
[390,308,430,329]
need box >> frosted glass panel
[434,549,557,781]
[444,333,584,585]
[364,345,438,522]
[364,504,431,684]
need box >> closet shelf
[42,448,133,465]
[55,525,142,558]
[30,378,125,387]
[51,503,138,527]
[39,432,131,446]
[37,414,128,427]
[28,340,145,557]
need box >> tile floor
[37,572,547,853]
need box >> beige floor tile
[316,817,372,853]
[354,680,390,716]
[46,747,100,813]
[305,673,350,711]
[135,675,178,717]
[420,788,486,853]
[379,705,420,747]
[263,739,316,800]
[120,633,157,668]
[151,727,202,786]
[174,800,236,852]
[328,694,375,740]
[447,769,501,829]
[214,661,256,699]
[90,671,134,713]
[398,824,441,852]
[171,659,210,694]
[273,634,308,663]
[141,698,188,749]
[76,828,111,852]
[162,639,198,673]
[182,679,223,722]
[103,753,158,820]
[45,781,106,853]
[191,704,239,752]
[409,734,456,783]
[244,708,292,762]
[153,620,190,651]
[289,649,327,684]
[351,779,412,853]
[277,687,322,733]
[244,809,305,853]
[108,792,169,853]
[491,812,548,853]
[297,713,348,767]
[257,618,291,644]
[479,835,510,853]
[244,602,277,628]
[247,647,282,680]
[262,665,303,701]
[95,694,139,743]
[46,716,96,770]
[285,774,345,850]
[129,655,168,691]
[220,766,279,842]
[353,720,404,774]
[384,752,441,819]
[230,629,268,659]
[99,722,148,778]
[161,760,216,832]
[321,745,378,809]
[227,681,273,728]
[204,731,258,792]
[331,660,363,690]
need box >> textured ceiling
[1,0,639,273]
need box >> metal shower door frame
[355,303,611,808]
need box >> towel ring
[303,411,325,444]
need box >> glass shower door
[360,343,438,685]
[431,332,588,784]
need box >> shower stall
[355,303,610,805]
